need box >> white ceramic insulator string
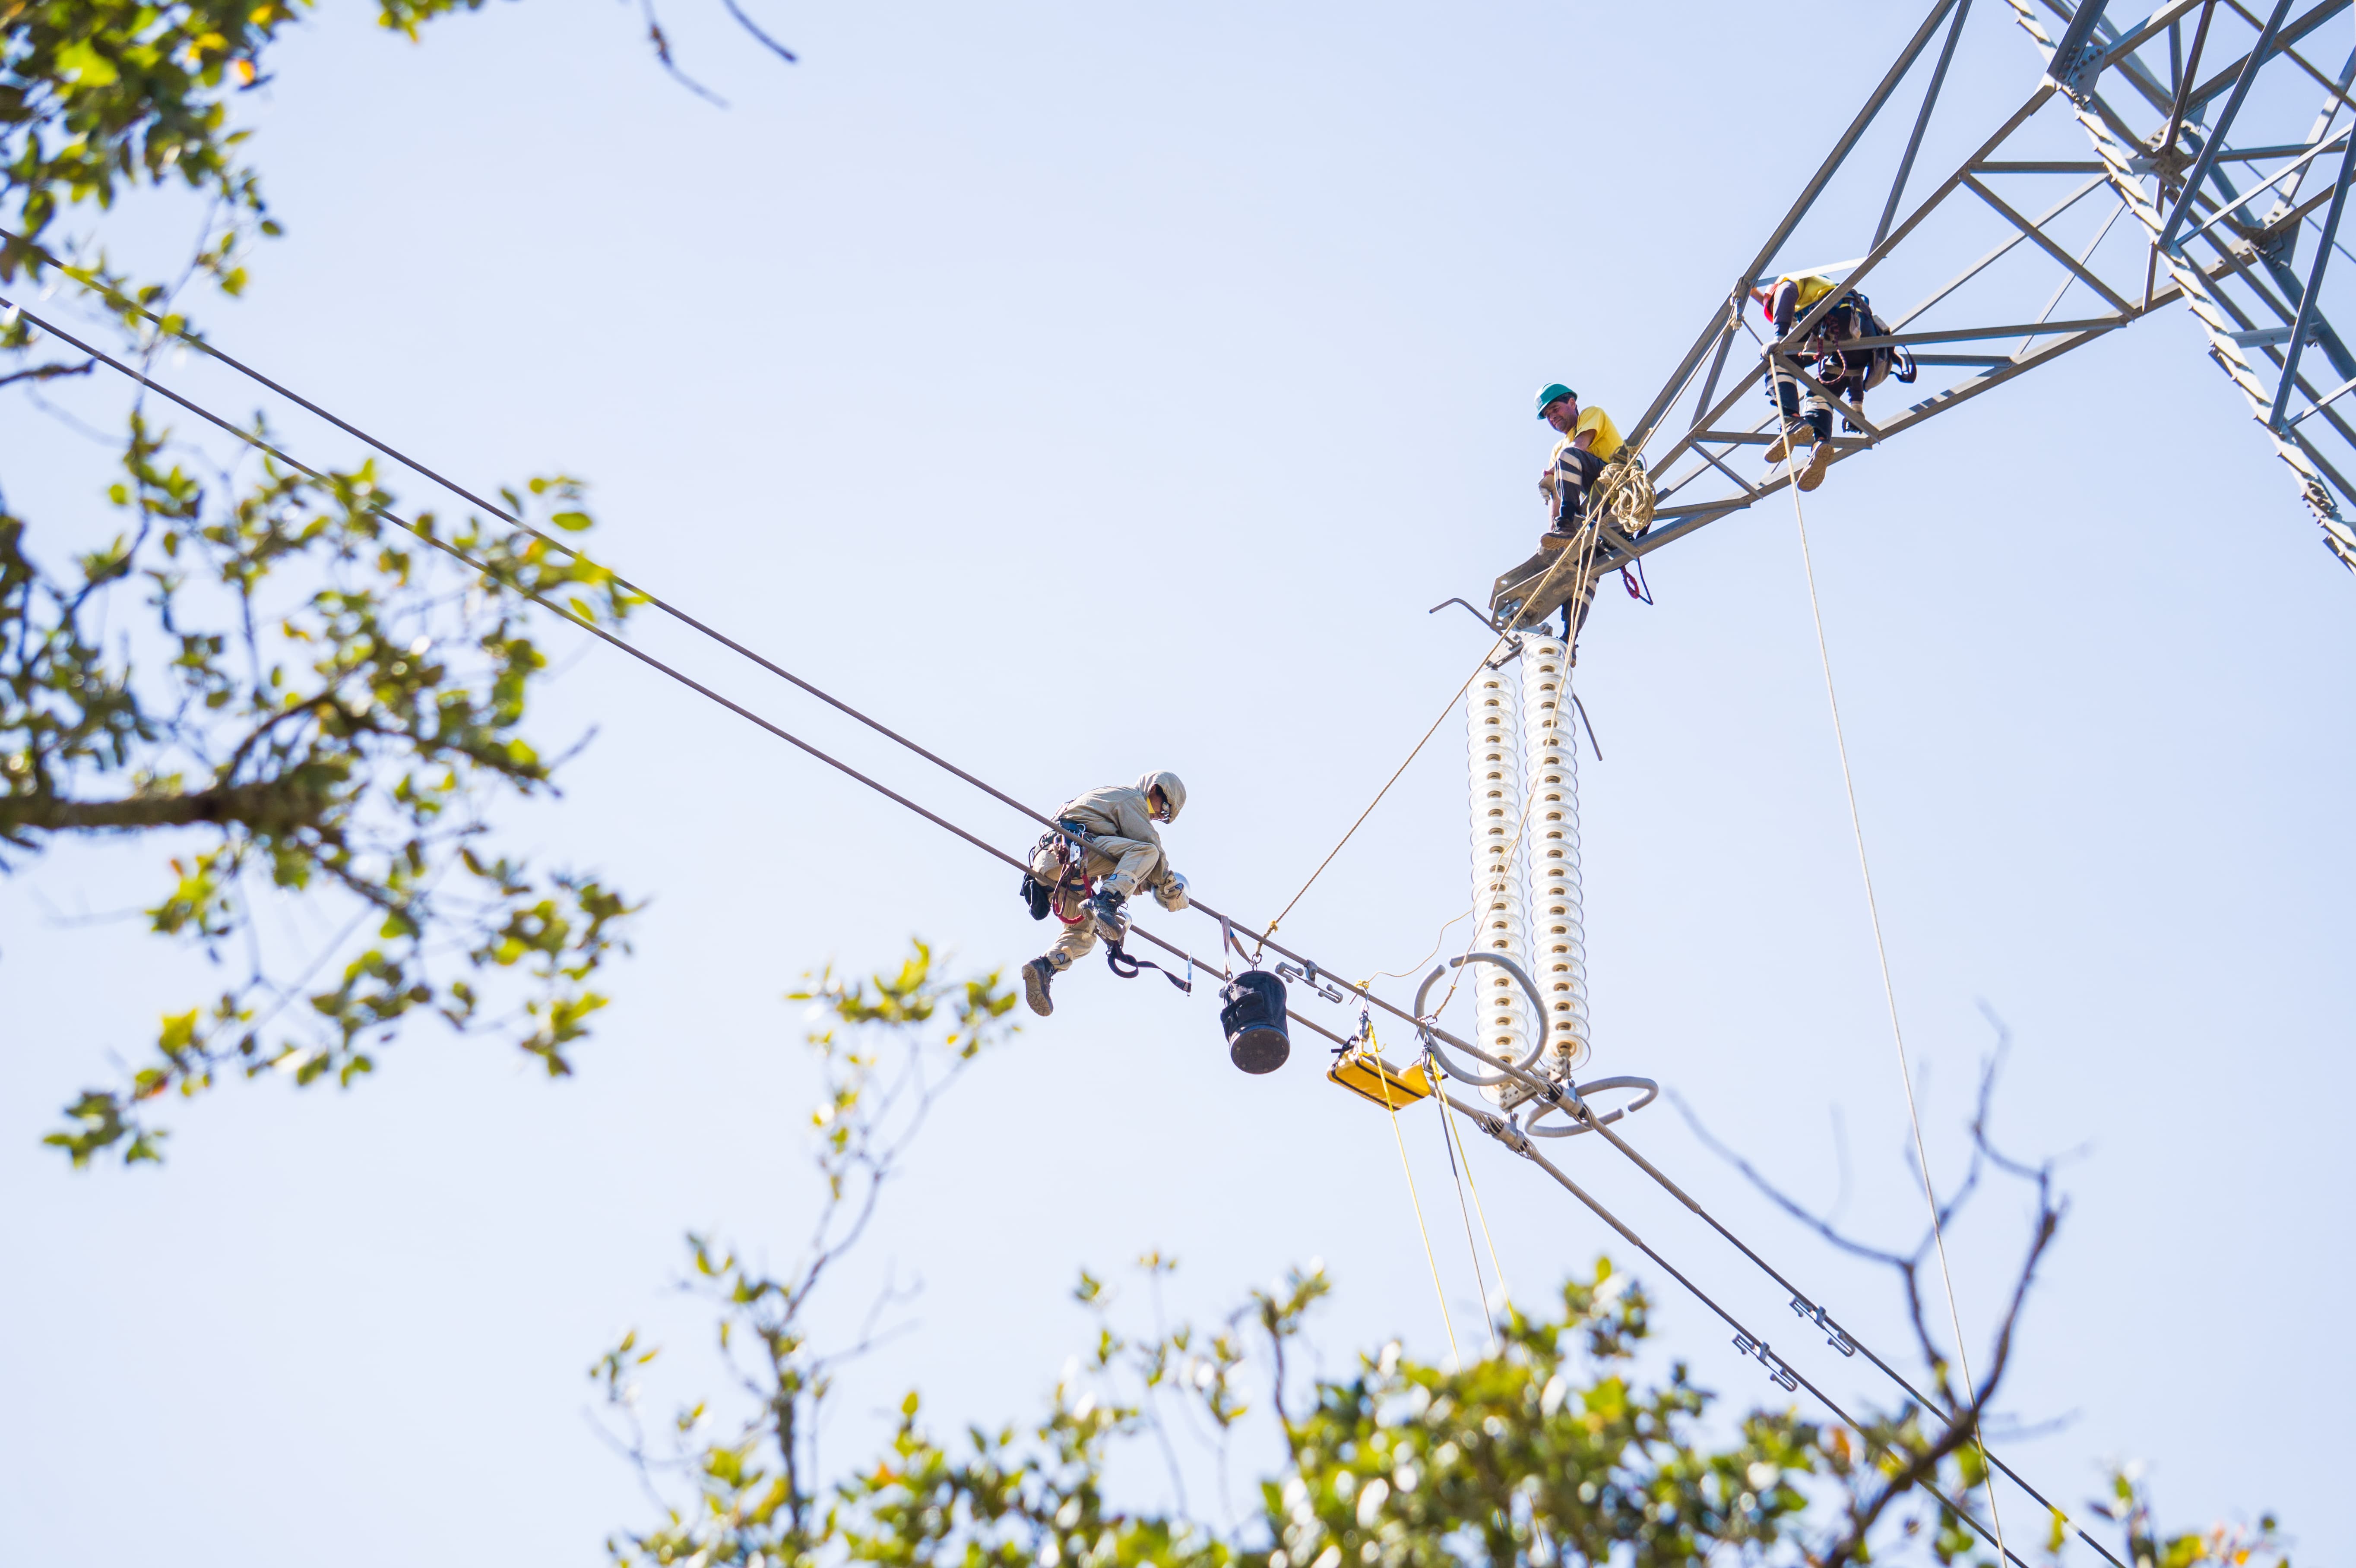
[1520,632,1590,1077]
[1468,665,1533,1097]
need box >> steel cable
[1436,1084,2043,1568]
[10,288,2123,1567]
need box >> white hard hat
[1137,770,1187,823]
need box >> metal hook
[1429,596,1507,633]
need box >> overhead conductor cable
[10,283,2117,1568]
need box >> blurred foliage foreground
[1,1,668,1164]
[0,16,2301,1562]
[591,945,2287,1568]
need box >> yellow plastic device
[1327,1045,1434,1110]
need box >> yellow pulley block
[1327,1043,1435,1110]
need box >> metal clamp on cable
[1524,1075,1659,1140]
[1275,958,1347,1005]
[1732,1331,1801,1392]
[1790,1295,1859,1356]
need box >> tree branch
[719,0,798,63]
[2,777,332,834]
[0,358,94,390]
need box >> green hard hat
[1535,383,1577,417]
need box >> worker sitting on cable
[1533,381,1624,643]
[1757,272,1912,493]
[1020,770,1190,1017]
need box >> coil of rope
[1502,452,1655,636]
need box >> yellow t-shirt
[1552,405,1624,466]
[1777,273,1839,311]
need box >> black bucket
[1219,971,1290,1075]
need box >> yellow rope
[1256,643,1504,958]
[1779,430,2012,1565]
[1258,450,1648,966]
[1372,1035,1461,1368]
[1355,904,1473,988]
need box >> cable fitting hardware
[1275,959,1347,1005]
[1732,1331,1801,1392]
[1789,1295,1859,1356]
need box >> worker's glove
[1153,872,1190,913]
[1536,469,1558,500]
[1088,889,1130,944]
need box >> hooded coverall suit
[1029,782,1188,973]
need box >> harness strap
[1038,823,1099,924]
[1105,941,1191,993]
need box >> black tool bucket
[1219,971,1290,1074]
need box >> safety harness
[1757,282,1920,421]
[1018,819,1191,993]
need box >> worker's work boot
[1022,957,1056,1017]
[1764,422,1816,465]
[1088,889,1129,943]
[1537,520,1586,553]
[1796,438,1834,493]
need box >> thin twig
[720,0,798,62]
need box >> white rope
[1429,1070,1501,1356]
[1371,1040,1463,1368]
[1436,1076,1514,1321]
[1779,437,2012,1563]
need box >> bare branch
[638,0,728,106]
[0,357,93,390]
[720,0,798,63]
[1668,1088,1916,1268]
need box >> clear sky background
[3,2,2350,1562]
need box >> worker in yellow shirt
[1757,272,1915,492]
[1532,381,1624,643]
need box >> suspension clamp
[1789,1295,1859,1356]
[1485,1114,1532,1155]
[1274,959,1347,1005]
[1732,1331,1801,1392]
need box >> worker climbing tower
[1466,662,1533,1090]
[1518,632,1589,1093]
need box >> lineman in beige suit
[1022,771,1190,1016]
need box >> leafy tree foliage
[0,2,784,1160]
[595,945,2294,1568]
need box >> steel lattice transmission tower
[1500,0,2356,622]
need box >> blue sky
[2,3,2350,1562]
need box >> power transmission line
[3,289,2122,1568]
